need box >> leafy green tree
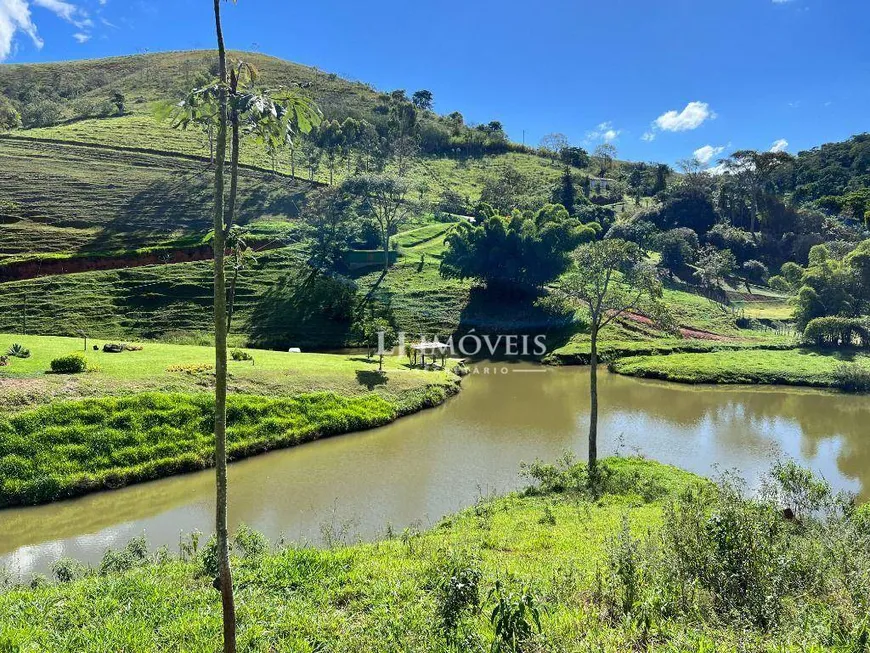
[721,150,793,234]
[479,165,535,214]
[315,119,345,184]
[342,174,413,280]
[655,228,699,277]
[553,167,577,214]
[693,246,737,289]
[302,186,356,271]
[625,164,646,203]
[771,241,870,329]
[441,204,597,293]
[742,259,770,286]
[0,96,21,131]
[651,163,670,195]
[411,89,434,110]
[558,240,668,474]
[111,91,126,115]
[560,146,590,169]
[179,4,321,650]
[649,182,718,233]
[20,98,63,128]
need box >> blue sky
[1,0,868,165]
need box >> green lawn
[610,347,870,389]
[1,456,866,651]
[0,333,456,409]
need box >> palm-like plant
[7,343,31,359]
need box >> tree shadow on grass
[356,369,387,390]
[246,269,357,350]
[81,166,309,254]
[455,285,578,357]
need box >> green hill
[0,50,789,354]
[0,137,309,260]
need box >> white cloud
[33,0,90,28]
[0,0,91,60]
[641,131,656,142]
[72,30,87,42]
[0,0,43,61]
[770,138,789,153]
[772,0,793,4]
[586,121,621,143]
[654,101,716,132]
[693,144,726,165]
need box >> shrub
[591,463,870,641]
[804,316,870,348]
[233,524,269,559]
[49,353,87,374]
[99,538,147,576]
[6,343,30,359]
[520,451,586,494]
[833,363,870,392]
[52,558,84,583]
[200,536,219,578]
[230,349,253,362]
[430,550,482,641]
[597,515,646,618]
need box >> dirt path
[620,311,736,342]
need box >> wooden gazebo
[409,338,450,368]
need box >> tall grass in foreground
[0,387,453,507]
[0,458,867,651]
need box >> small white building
[589,177,615,193]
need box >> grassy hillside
[2,457,868,651]
[0,50,587,194]
[0,137,310,259]
[0,51,382,124]
[10,117,573,204]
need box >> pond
[1,361,868,576]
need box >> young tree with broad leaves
[175,3,321,651]
[558,239,669,475]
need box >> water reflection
[1,363,868,576]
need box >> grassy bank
[544,338,794,365]
[0,334,459,505]
[1,457,868,651]
[611,347,870,390]
[0,388,453,508]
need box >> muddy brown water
[1,361,868,577]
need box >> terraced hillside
[0,138,311,261]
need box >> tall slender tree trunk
[212,2,236,651]
[227,266,239,334]
[588,321,599,476]
[383,229,390,279]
